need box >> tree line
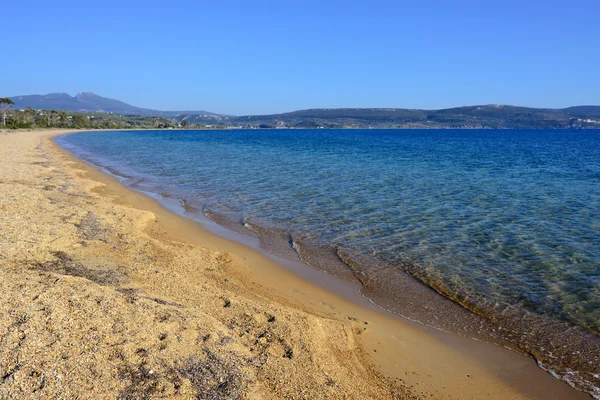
[0,100,215,130]
[1,107,129,129]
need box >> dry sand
[0,129,589,399]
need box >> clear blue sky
[3,0,599,115]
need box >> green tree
[12,109,22,128]
[0,98,15,126]
[35,113,48,128]
[19,107,37,128]
[58,111,69,128]
[40,109,60,128]
[48,110,61,127]
[73,114,89,128]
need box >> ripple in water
[57,129,600,398]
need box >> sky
[3,0,599,115]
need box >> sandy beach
[0,129,589,399]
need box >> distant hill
[9,92,221,118]
[8,92,600,128]
[222,105,600,129]
[561,106,600,118]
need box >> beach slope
[0,130,589,399]
[0,130,415,398]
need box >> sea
[56,129,600,398]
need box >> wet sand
[0,129,589,399]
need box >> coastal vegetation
[0,97,15,126]
[4,92,600,130]
[1,108,217,130]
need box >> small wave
[56,129,600,399]
[537,361,600,400]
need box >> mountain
[216,105,600,129]
[8,92,600,129]
[561,106,600,118]
[9,92,220,117]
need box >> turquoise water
[57,129,600,397]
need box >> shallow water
[57,129,600,397]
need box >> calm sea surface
[57,129,600,397]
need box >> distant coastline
[4,92,600,130]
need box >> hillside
[7,92,600,129]
[9,92,221,118]
[220,105,600,129]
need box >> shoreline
[1,129,590,399]
[56,128,600,398]
[52,128,593,399]
[47,129,597,399]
